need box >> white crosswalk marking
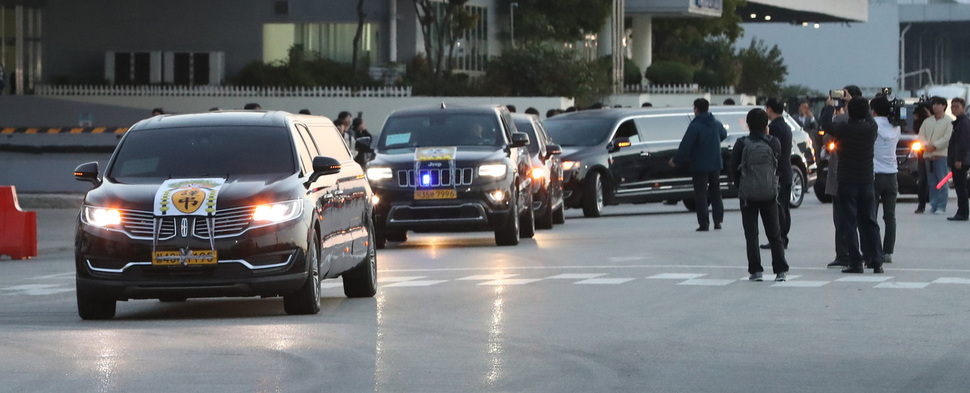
[678,279,734,286]
[932,277,970,284]
[378,276,427,283]
[771,281,829,288]
[648,273,707,280]
[478,279,544,286]
[836,276,893,282]
[874,282,930,289]
[383,280,449,287]
[458,274,519,281]
[546,273,607,280]
[574,278,635,285]
[320,281,344,289]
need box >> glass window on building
[263,22,379,65]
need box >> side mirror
[511,132,531,148]
[74,161,100,186]
[308,156,341,185]
[608,137,631,153]
[546,143,562,157]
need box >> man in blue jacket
[670,98,728,231]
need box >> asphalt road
[2,195,970,392]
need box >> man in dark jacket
[763,98,793,249]
[670,98,728,231]
[819,97,885,274]
[731,108,788,282]
[947,98,970,221]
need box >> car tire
[386,230,407,242]
[77,283,116,320]
[343,227,378,298]
[536,192,554,230]
[521,192,536,238]
[495,188,521,246]
[789,166,806,208]
[582,172,604,218]
[552,203,565,225]
[682,198,697,212]
[284,231,322,315]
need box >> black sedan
[73,111,377,319]
[511,113,565,229]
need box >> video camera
[877,87,905,126]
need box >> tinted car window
[513,118,543,154]
[379,114,502,150]
[543,118,615,147]
[709,113,750,135]
[633,115,691,141]
[307,124,353,161]
[294,126,316,174]
[109,126,296,182]
[614,119,640,143]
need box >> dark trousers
[691,171,724,229]
[953,167,969,217]
[917,156,929,210]
[776,183,792,246]
[741,198,788,274]
[832,196,849,262]
[836,182,884,268]
[873,174,898,254]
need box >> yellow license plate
[152,250,218,266]
[414,189,457,200]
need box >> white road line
[383,280,449,287]
[379,265,970,274]
[546,273,607,280]
[677,279,735,286]
[377,276,426,283]
[30,272,74,280]
[648,273,707,280]
[574,278,636,285]
[771,281,830,288]
[738,275,802,281]
[458,274,519,281]
[478,279,543,286]
[609,257,652,262]
[932,277,970,284]
[874,282,931,289]
[835,276,893,283]
[320,281,344,289]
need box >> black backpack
[738,135,779,202]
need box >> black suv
[73,111,378,319]
[511,113,565,229]
[366,104,534,246]
[543,106,817,217]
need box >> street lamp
[510,2,518,49]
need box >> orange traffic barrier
[0,186,38,260]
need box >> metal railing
[623,84,735,95]
[34,85,413,97]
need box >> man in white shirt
[871,96,900,263]
[918,96,954,214]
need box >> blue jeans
[927,157,949,212]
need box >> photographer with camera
[819,94,885,274]
[871,95,901,263]
[918,96,953,214]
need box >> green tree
[412,0,479,77]
[652,0,746,62]
[503,0,612,43]
[485,46,611,103]
[736,38,787,96]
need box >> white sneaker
[749,272,763,282]
[774,272,788,282]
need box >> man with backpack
[731,108,789,282]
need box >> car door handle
[325,189,344,199]
[640,152,650,158]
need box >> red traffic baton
[937,172,953,190]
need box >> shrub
[644,61,694,85]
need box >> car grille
[117,207,255,240]
[397,168,474,187]
[193,206,256,239]
[120,209,176,240]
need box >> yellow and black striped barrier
[1,127,129,134]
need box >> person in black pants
[912,103,932,213]
[819,96,885,274]
[670,98,727,231]
[947,98,970,221]
[731,108,788,282]
[761,98,792,249]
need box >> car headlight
[366,167,393,181]
[252,200,303,223]
[531,167,548,180]
[479,164,507,177]
[83,206,122,227]
[911,141,923,152]
[562,161,580,171]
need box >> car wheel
[582,172,604,217]
[789,166,806,208]
[343,227,378,298]
[284,231,322,315]
[520,192,536,238]
[552,203,565,224]
[682,198,697,212]
[77,283,116,320]
[536,192,554,230]
[386,230,407,242]
[495,187,521,246]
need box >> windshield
[542,118,614,147]
[378,113,503,151]
[108,126,296,182]
[513,118,541,154]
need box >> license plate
[152,250,218,266]
[414,189,457,200]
